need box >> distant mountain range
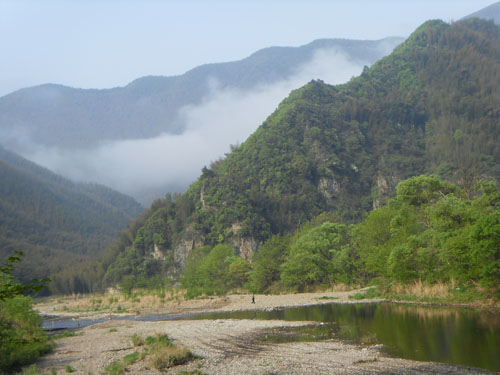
[0,37,403,151]
[0,146,143,293]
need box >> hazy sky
[0,0,496,97]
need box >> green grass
[349,287,383,300]
[65,365,75,373]
[122,352,141,366]
[103,361,125,375]
[21,364,40,375]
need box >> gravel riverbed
[33,291,494,374]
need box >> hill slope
[0,37,402,151]
[0,146,143,292]
[465,1,500,23]
[101,18,499,287]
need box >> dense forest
[0,146,143,294]
[96,18,499,296]
[181,175,500,296]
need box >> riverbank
[36,317,493,375]
[32,290,498,374]
[34,289,386,320]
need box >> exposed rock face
[230,222,259,261]
[373,175,398,209]
[318,176,340,201]
[175,231,204,266]
[152,243,166,261]
[233,237,259,261]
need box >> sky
[0,0,496,97]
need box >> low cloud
[22,48,366,204]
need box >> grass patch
[349,287,383,300]
[126,333,195,370]
[149,345,194,370]
[109,328,118,333]
[65,365,75,373]
[131,333,144,347]
[21,364,40,375]
[122,352,141,366]
[386,280,495,306]
[104,361,125,375]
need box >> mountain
[101,18,500,289]
[464,1,500,23]
[0,146,143,293]
[0,37,402,151]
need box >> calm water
[180,302,500,372]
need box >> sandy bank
[34,290,383,319]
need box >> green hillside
[101,18,500,290]
[0,147,143,293]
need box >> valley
[1,2,500,374]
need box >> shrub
[149,345,193,370]
[0,296,55,372]
[131,333,144,347]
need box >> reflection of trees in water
[389,304,462,321]
[387,303,500,331]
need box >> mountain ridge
[0,37,403,151]
[101,18,500,289]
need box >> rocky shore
[33,292,494,374]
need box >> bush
[149,345,193,369]
[131,333,144,347]
[0,296,54,372]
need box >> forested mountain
[465,1,500,24]
[0,37,402,151]
[0,146,143,293]
[101,18,500,289]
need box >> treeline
[181,175,500,296]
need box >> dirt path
[33,291,494,374]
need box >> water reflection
[183,302,500,372]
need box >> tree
[281,222,355,290]
[0,251,49,301]
[247,234,290,293]
[0,252,53,372]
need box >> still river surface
[44,302,500,372]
